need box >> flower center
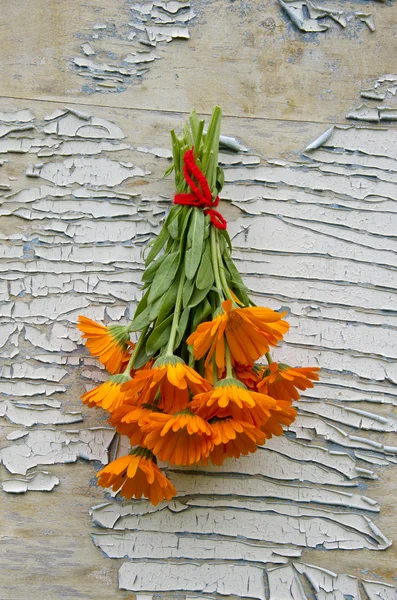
[226,310,243,332]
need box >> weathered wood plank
[1,0,397,597]
[0,1,396,124]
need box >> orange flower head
[261,400,298,439]
[203,360,225,386]
[141,409,214,466]
[97,447,176,505]
[109,404,155,444]
[233,363,265,391]
[122,356,212,413]
[81,373,130,412]
[78,315,132,374]
[186,300,289,369]
[204,417,266,466]
[190,378,277,428]
[258,362,320,401]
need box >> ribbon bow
[173,148,227,230]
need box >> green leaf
[144,226,169,267]
[191,297,212,332]
[174,307,190,348]
[134,335,152,369]
[185,208,205,280]
[219,228,233,253]
[179,206,191,242]
[182,275,195,308]
[188,279,213,308]
[149,295,164,321]
[129,304,153,332]
[223,253,251,305]
[201,297,213,321]
[146,314,173,355]
[218,231,226,253]
[204,214,211,239]
[142,253,167,284]
[148,251,180,304]
[232,284,251,306]
[196,240,214,290]
[171,130,181,188]
[157,277,180,322]
[167,208,181,239]
[216,165,225,193]
[194,120,205,154]
[132,289,149,320]
[163,163,174,178]
[183,122,193,149]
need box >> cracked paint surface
[71,1,195,93]
[0,101,397,597]
[0,107,157,481]
[279,0,386,34]
[348,74,397,123]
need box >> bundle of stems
[78,107,319,505]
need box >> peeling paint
[356,12,375,32]
[119,562,267,599]
[1,428,114,475]
[0,401,83,427]
[279,0,383,34]
[348,74,397,122]
[1,102,397,593]
[86,116,397,594]
[2,471,59,493]
[71,1,195,93]
[92,500,390,550]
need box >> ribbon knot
[174,148,227,230]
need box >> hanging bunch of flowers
[77,107,319,505]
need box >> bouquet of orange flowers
[77,107,319,505]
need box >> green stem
[210,225,223,295]
[212,353,218,386]
[225,342,234,379]
[265,352,273,365]
[124,326,149,374]
[216,230,233,301]
[202,106,222,186]
[166,270,186,355]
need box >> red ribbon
[174,148,227,230]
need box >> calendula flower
[233,363,265,391]
[123,356,211,413]
[119,341,139,374]
[78,316,132,374]
[81,373,130,412]
[97,447,176,505]
[186,299,289,369]
[204,417,266,466]
[258,362,320,401]
[109,405,154,444]
[203,361,225,386]
[142,409,214,465]
[190,378,277,428]
[261,400,297,439]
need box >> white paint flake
[348,74,397,122]
[28,156,148,187]
[119,562,266,599]
[279,1,383,34]
[0,401,83,427]
[2,471,59,494]
[92,530,300,564]
[0,109,35,123]
[0,428,114,475]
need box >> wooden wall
[1,1,397,598]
